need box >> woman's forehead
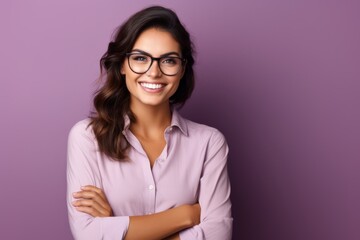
[132,28,181,56]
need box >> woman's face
[121,28,184,110]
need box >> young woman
[67,6,232,240]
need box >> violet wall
[1,0,359,239]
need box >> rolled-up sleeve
[66,121,129,240]
[179,130,233,240]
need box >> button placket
[146,181,156,215]
[141,159,156,216]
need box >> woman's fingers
[73,190,104,204]
[72,185,106,199]
[73,187,109,209]
[72,196,112,217]
[74,206,102,216]
[72,185,113,217]
[81,185,107,200]
[72,199,109,216]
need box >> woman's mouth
[140,82,166,92]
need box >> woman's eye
[132,55,148,62]
[162,58,177,65]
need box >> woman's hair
[89,6,195,161]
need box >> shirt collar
[122,109,188,136]
[170,110,188,136]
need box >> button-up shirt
[67,110,233,239]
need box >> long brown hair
[89,6,195,161]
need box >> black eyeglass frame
[125,52,187,76]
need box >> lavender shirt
[67,110,233,239]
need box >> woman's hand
[190,203,201,226]
[163,204,200,240]
[181,203,201,226]
[72,185,113,217]
[164,233,181,240]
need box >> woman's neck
[129,102,172,139]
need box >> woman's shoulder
[181,116,226,142]
[68,118,95,142]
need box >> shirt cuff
[100,216,129,240]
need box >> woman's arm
[67,121,129,239]
[67,121,200,239]
[72,185,200,240]
[125,204,199,240]
[164,233,181,240]
[178,130,233,240]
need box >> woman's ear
[120,64,125,75]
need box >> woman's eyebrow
[160,52,181,57]
[130,49,181,57]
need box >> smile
[140,82,165,90]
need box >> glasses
[126,52,186,76]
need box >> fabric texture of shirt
[67,110,233,239]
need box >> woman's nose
[146,60,162,78]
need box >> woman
[67,6,232,240]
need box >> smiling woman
[66,6,233,240]
[121,28,184,110]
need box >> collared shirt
[67,110,233,239]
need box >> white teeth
[141,82,164,89]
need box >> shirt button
[169,127,173,131]
[148,184,155,190]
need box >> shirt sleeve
[179,129,233,240]
[66,121,129,240]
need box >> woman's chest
[98,152,203,215]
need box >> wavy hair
[89,6,195,161]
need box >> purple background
[1,0,359,239]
